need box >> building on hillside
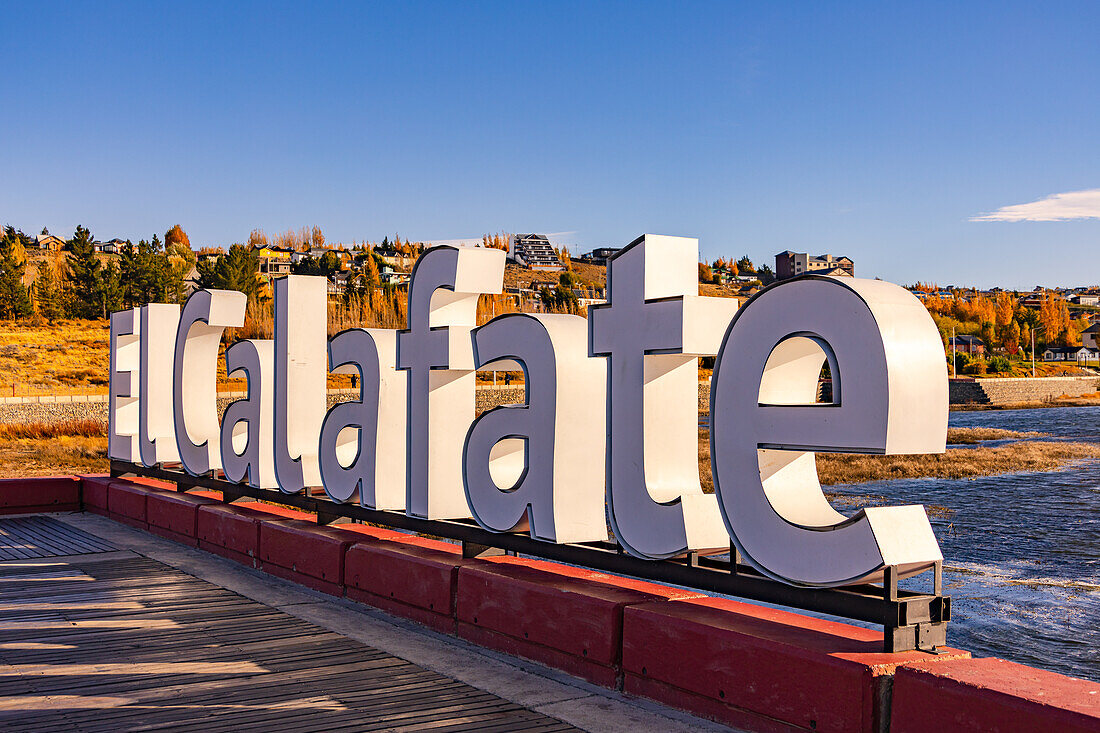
[774,251,855,280]
[1071,294,1100,307]
[253,245,294,275]
[1043,346,1098,362]
[948,335,985,355]
[103,238,126,254]
[1083,323,1100,350]
[379,264,410,286]
[509,234,564,271]
[578,247,620,266]
[36,234,65,252]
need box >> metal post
[1032,328,1036,377]
[951,326,956,378]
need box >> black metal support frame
[111,459,950,653]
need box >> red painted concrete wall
[891,657,1100,733]
[0,476,80,514]
[6,475,1099,733]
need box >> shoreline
[951,397,1100,411]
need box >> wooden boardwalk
[0,517,578,732]
[0,516,115,560]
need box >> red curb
[197,504,297,567]
[261,562,345,597]
[621,597,969,733]
[147,524,199,547]
[455,556,702,686]
[197,541,258,568]
[891,657,1100,733]
[625,673,802,733]
[235,501,314,521]
[345,539,473,634]
[145,489,219,542]
[0,476,81,514]
[79,474,112,515]
[458,622,622,688]
[106,481,149,527]
[258,519,360,588]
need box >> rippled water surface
[828,405,1100,681]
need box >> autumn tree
[736,256,755,273]
[994,291,1015,327]
[165,224,191,251]
[248,229,269,248]
[1002,320,1021,355]
[165,237,197,303]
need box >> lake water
[827,405,1100,682]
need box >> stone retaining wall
[951,376,1100,405]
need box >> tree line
[922,290,1090,355]
[0,223,197,321]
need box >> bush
[962,358,987,376]
[988,355,1011,373]
[950,352,972,372]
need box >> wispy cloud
[970,188,1100,222]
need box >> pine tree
[65,225,102,318]
[98,260,124,318]
[0,228,32,319]
[34,264,62,322]
[196,244,261,304]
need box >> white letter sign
[589,235,738,559]
[319,328,407,509]
[273,275,328,493]
[464,313,608,543]
[221,339,277,489]
[710,276,948,587]
[173,289,246,476]
[109,235,951,591]
[108,309,140,462]
[397,245,505,519]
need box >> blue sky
[2,2,1098,288]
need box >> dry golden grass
[699,429,1100,489]
[814,442,1100,484]
[0,320,361,394]
[0,436,107,477]
[946,427,1048,443]
[0,320,111,394]
[0,419,106,440]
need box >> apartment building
[774,251,855,280]
[509,234,564,271]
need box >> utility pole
[951,326,957,378]
[1031,328,1036,377]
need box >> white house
[1043,346,1097,362]
[1083,323,1100,350]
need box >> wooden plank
[0,517,115,560]
[0,552,580,732]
